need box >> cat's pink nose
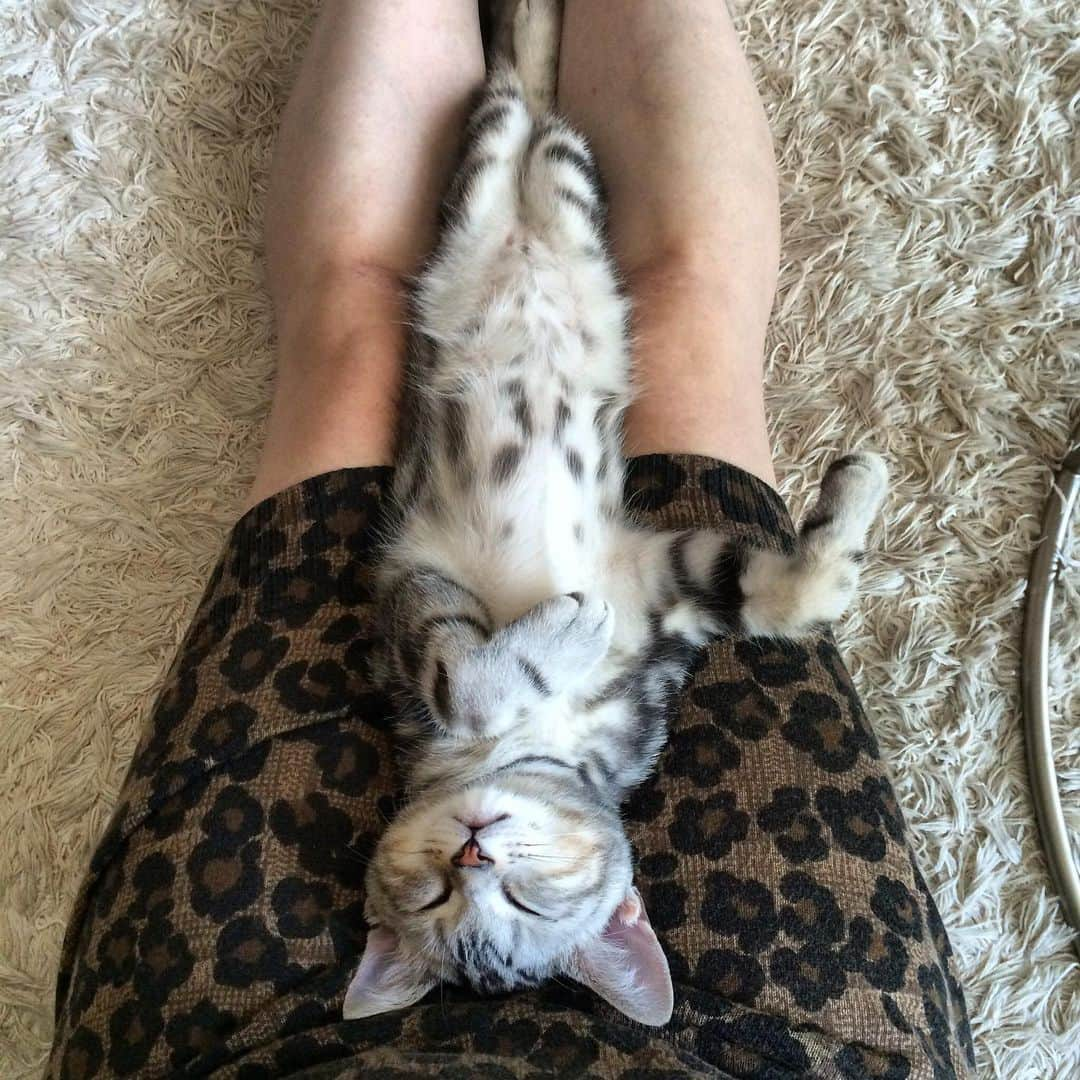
[452,838,492,869]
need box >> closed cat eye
[502,885,547,919]
[416,882,452,912]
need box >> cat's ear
[570,888,673,1026]
[343,926,436,1020]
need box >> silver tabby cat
[346,0,887,1027]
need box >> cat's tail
[491,0,562,116]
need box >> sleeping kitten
[345,0,887,1026]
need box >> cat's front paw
[500,591,615,694]
[532,591,614,659]
[437,652,522,741]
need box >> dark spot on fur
[468,102,512,142]
[565,448,585,482]
[554,399,572,442]
[504,380,533,438]
[516,657,551,697]
[573,523,585,543]
[831,454,861,470]
[492,444,524,484]
[556,186,598,223]
[442,398,468,464]
[545,140,593,176]
[801,513,832,535]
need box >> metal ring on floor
[1021,425,1080,961]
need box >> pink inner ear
[344,926,399,1011]
[343,926,438,1020]
[575,888,674,1026]
[353,926,398,983]
[612,890,644,927]
[343,926,409,1020]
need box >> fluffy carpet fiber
[1,0,1077,1075]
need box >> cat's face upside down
[346,775,675,1026]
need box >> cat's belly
[433,438,610,626]
[401,237,631,627]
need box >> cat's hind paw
[801,451,888,556]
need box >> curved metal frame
[1021,427,1080,960]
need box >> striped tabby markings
[467,101,513,142]
[544,139,594,177]
[503,379,534,438]
[515,656,551,697]
[491,443,525,484]
[565,447,585,482]
[553,398,572,443]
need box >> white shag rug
[1,0,1077,1075]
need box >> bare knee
[268,254,408,354]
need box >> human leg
[560,4,971,1071]
[558,0,779,485]
[249,0,485,507]
[47,5,489,1072]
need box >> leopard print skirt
[48,456,975,1079]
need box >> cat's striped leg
[522,116,606,252]
[451,591,615,731]
[626,453,888,643]
[384,567,494,735]
[441,64,533,234]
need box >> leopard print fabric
[48,456,975,1080]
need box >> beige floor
[1,0,1077,1075]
